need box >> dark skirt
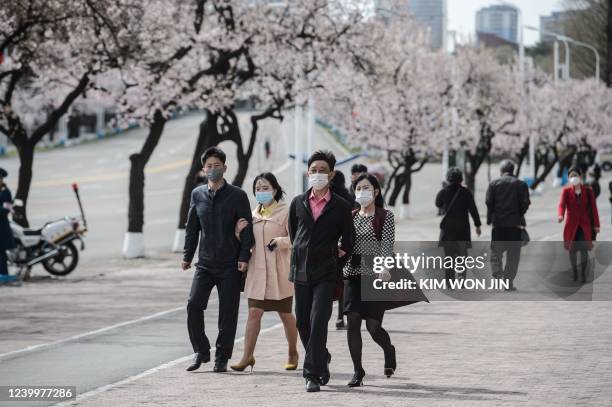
[342,277,387,322]
[248,296,293,313]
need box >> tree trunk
[127,110,167,233]
[12,141,35,228]
[177,111,221,229]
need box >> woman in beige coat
[230,172,298,372]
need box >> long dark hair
[353,173,385,208]
[252,172,285,201]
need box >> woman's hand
[381,269,392,282]
[235,218,249,240]
[594,227,600,234]
[557,216,564,223]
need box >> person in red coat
[557,167,600,283]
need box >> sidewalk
[70,301,612,407]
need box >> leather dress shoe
[186,352,210,371]
[213,359,228,372]
[305,378,320,392]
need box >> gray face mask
[205,168,224,182]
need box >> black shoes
[384,345,396,378]
[306,378,321,392]
[320,352,331,385]
[213,359,228,372]
[335,319,345,330]
[185,352,211,371]
[347,369,365,387]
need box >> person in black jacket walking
[436,167,481,284]
[182,147,255,373]
[485,160,530,291]
[288,150,353,393]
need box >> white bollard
[172,229,186,253]
[122,232,145,258]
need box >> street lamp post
[525,25,600,82]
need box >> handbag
[239,271,247,292]
[520,228,530,247]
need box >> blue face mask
[255,191,274,205]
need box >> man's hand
[558,216,564,223]
[475,226,482,237]
[238,261,248,272]
[338,249,347,258]
[235,218,249,240]
[381,269,392,282]
[181,261,191,270]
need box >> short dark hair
[500,159,515,175]
[446,167,463,185]
[353,173,385,208]
[201,147,226,165]
[253,172,285,202]
[307,150,336,171]
[351,163,368,174]
[568,166,582,176]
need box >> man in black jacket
[182,147,254,373]
[485,160,530,291]
[289,150,353,392]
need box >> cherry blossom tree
[0,0,142,226]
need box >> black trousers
[0,250,8,275]
[294,280,335,381]
[490,227,522,284]
[442,242,468,282]
[187,267,241,362]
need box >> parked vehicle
[7,184,87,280]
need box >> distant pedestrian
[288,150,353,392]
[485,160,530,291]
[435,167,481,285]
[182,147,255,373]
[231,172,299,372]
[329,170,353,330]
[0,167,16,277]
[557,167,600,283]
[588,164,601,199]
[349,164,368,202]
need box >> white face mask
[570,176,581,187]
[309,174,329,191]
[355,190,374,207]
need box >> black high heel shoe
[384,345,396,378]
[347,369,365,387]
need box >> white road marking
[0,306,185,360]
[51,322,284,406]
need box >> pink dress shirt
[309,188,331,221]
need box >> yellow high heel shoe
[230,357,255,372]
[284,353,299,371]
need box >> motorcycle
[8,183,88,280]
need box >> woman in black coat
[435,167,481,283]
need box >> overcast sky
[448,0,565,46]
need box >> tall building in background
[408,0,447,50]
[475,4,519,44]
[539,11,568,42]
